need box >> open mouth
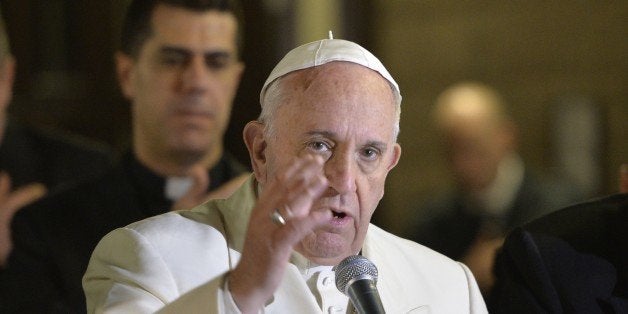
[325,209,351,228]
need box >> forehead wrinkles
[285,63,393,105]
[276,64,395,142]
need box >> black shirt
[0,150,247,313]
[0,120,113,191]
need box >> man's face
[435,90,512,193]
[117,5,243,165]
[442,121,503,193]
[263,62,401,264]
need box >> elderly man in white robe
[83,37,487,313]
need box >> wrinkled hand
[0,172,47,267]
[229,155,331,313]
[170,167,250,211]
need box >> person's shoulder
[493,196,628,313]
[498,193,628,274]
[21,124,111,158]
[20,124,115,184]
[39,163,126,198]
[523,193,627,236]
[366,224,461,268]
[365,225,480,308]
[13,165,131,225]
[123,211,191,233]
[111,204,228,251]
[130,205,219,230]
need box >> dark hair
[120,0,244,58]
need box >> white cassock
[83,175,487,313]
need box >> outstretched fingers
[229,155,331,312]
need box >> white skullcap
[259,38,401,107]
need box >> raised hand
[228,155,331,313]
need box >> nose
[324,151,357,194]
[180,56,210,93]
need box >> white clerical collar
[476,153,525,215]
[164,176,194,201]
[291,252,349,313]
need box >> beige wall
[294,0,343,43]
[371,1,628,235]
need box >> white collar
[164,176,194,201]
[475,153,525,215]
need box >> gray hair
[259,71,401,142]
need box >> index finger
[258,154,327,219]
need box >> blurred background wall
[2,0,626,236]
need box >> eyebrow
[305,130,389,151]
[158,46,233,59]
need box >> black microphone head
[333,255,378,294]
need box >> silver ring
[270,209,287,226]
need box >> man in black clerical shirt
[0,1,249,312]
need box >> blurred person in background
[488,164,627,313]
[0,8,113,268]
[410,81,581,294]
[0,0,248,312]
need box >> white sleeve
[220,278,246,314]
[83,227,234,313]
[458,262,489,314]
[156,278,241,314]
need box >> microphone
[333,255,385,314]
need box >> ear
[0,55,16,112]
[115,51,135,100]
[243,121,268,183]
[387,143,402,171]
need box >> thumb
[1,183,47,220]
